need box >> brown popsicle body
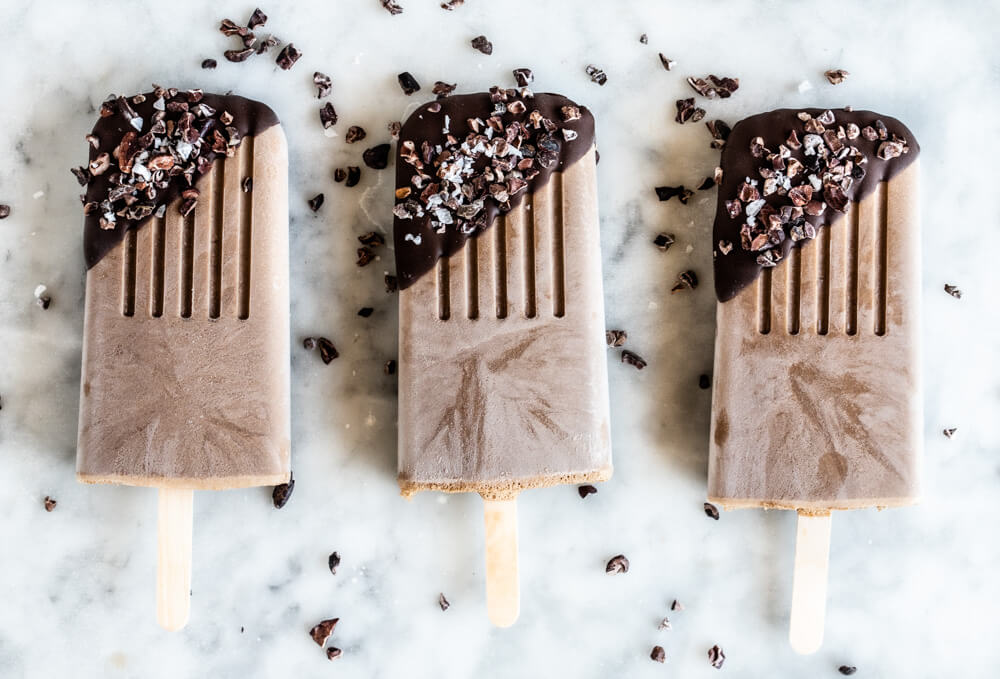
[398,146,612,500]
[76,125,290,489]
[708,161,921,511]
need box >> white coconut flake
[34,284,47,298]
[797,80,813,94]
[130,116,144,131]
[404,233,422,245]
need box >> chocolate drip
[713,108,919,302]
[83,91,279,269]
[392,92,595,289]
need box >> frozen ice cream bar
[74,87,289,628]
[393,86,611,624]
[706,108,920,652]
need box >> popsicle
[393,86,611,626]
[707,108,921,652]
[75,87,290,629]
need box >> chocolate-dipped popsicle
[394,85,611,625]
[706,107,921,653]
[75,87,290,629]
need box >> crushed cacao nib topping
[512,68,534,87]
[438,593,450,611]
[0,205,10,219]
[388,121,401,139]
[358,307,374,318]
[943,427,957,438]
[606,329,628,347]
[838,666,857,676]
[621,350,647,370]
[699,374,711,389]
[242,176,253,192]
[723,109,911,272]
[201,59,217,69]
[384,359,397,375]
[944,283,962,299]
[639,33,648,44]
[578,484,598,498]
[655,185,694,204]
[219,9,279,63]
[675,98,705,124]
[345,166,361,187]
[708,645,725,669]
[703,502,720,519]
[44,496,57,512]
[314,72,332,99]
[326,648,342,661]
[310,337,339,363]
[659,53,675,71]
[309,193,325,212]
[320,103,338,129]
[385,274,398,292]
[78,86,255,236]
[380,0,404,14]
[825,69,850,85]
[272,471,295,507]
[671,270,698,292]
[398,72,421,95]
[363,144,391,169]
[432,81,457,98]
[275,43,302,70]
[651,646,666,663]
[606,554,630,573]
[698,176,716,190]
[687,75,739,99]
[356,247,374,266]
[471,35,493,55]
[586,64,608,85]
[309,618,339,646]
[358,231,386,248]
[345,126,367,144]
[393,87,585,241]
[441,0,464,8]
[706,120,731,149]
[653,233,675,251]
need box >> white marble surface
[1,0,998,676]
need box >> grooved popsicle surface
[398,147,611,500]
[76,126,290,489]
[708,161,921,511]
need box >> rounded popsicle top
[392,87,596,289]
[77,87,280,269]
[713,108,920,302]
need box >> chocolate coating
[713,108,919,302]
[83,92,279,269]
[392,92,595,289]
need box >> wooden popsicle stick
[157,487,194,631]
[483,498,520,627]
[789,511,832,654]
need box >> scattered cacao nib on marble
[606,554,630,574]
[328,551,341,574]
[71,166,90,186]
[345,166,361,187]
[651,646,666,663]
[363,144,391,169]
[397,72,421,95]
[704,502,720,520]
[246,7,267,29]
[242,176,253,193]
[225,47,254,63]
[438,593,450,611]
[621,350,647,370]
[578,484,598,498]
[586,64,608,85]
[380,0,404,15]
[698,177,716,190]
[656,185,694,204]
[838,666,857,676]
[825,69,850,85]
[606,329,628,347]
[706,119,731,149]
[708,645,725,669]
[272,472,295,508]
[255,35,280,55]
[358,307,374,318]
[308,193,325,212]
[36,294,51,310]
[512,68,534,87]
[309,618,339,646]
[320,103,338,129]
[303,336,338,364]
[944,283,962,299]
[671,599,684,611]
[441,0,464,8]
[357,247,374,266]
[658,617,672,631]
[943,427,957,438]
[687,75,739,99]
[384,359,397,375]
[432,81,457,98]
[671,270,698,293]
[201,58,217,69]
[345,126,367,144]
[471,35,493,55]
[639,33,648,44]
[275,43,302,70]
[699,374,711,389]
[314,72,332,99]
[358,231,386,247]
[659,53,675,71]
[326,648,342,661]
[388,121,401,139]
[653,233,675,251]
[385,274,398,293]
[675,98,705,124]
[333,168,346,183]
[43,496,57,512]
